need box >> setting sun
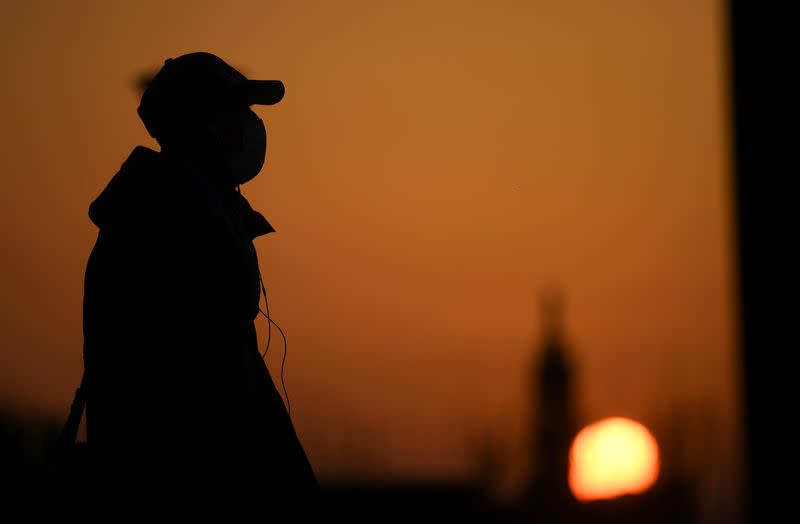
[569,417,660,502]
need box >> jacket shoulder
[87,146,164,231]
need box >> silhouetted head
[138,52,284,187]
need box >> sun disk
[568,417,659,501]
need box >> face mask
[228,108,267,186]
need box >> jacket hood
[89,146,274,239]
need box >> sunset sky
[0,0,739,512]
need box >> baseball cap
[137,52,284,142]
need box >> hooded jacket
[82,146,318,520]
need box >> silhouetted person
[81,52,319,522]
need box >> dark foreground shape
[44,52,320,523]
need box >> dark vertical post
[728,1,799,522]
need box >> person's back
[81,52,319,522]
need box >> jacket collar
[89,146,274,240]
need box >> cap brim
[246,80,285,105]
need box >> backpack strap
[54,372,87,451]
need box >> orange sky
[0,0,738,504]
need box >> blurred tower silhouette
[518,289,580,523]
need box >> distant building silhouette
[318,289,700,523]
[514,290,698,524]
[517,289,581,523]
